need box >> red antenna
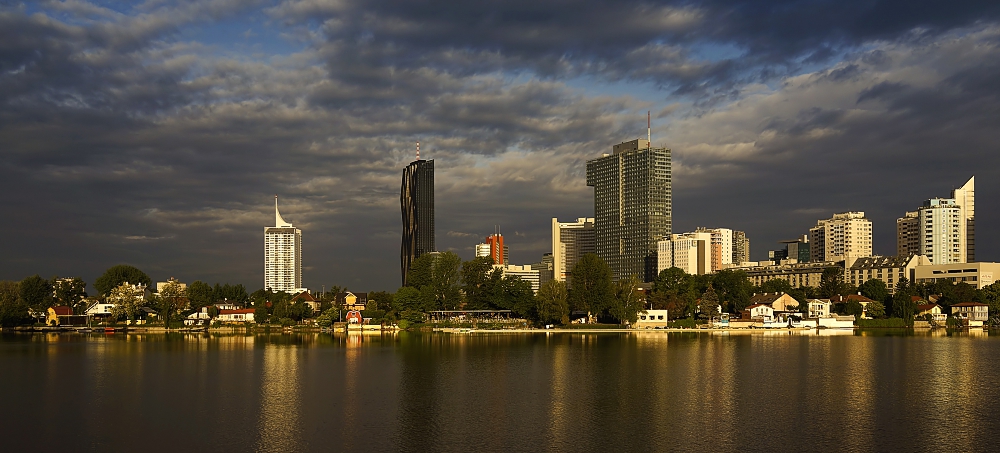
[416,141,420,160]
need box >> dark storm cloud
[1,1,998,292]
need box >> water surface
[1,330,997,452]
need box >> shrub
[857,318,907,328]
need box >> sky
[2,0,998,293]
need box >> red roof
[291,291,316,302]
[51,306,73,315]
[951,302,987,307]
[745,304,769,309]
[220,309,256,314]
[916,304,939,312]
[910,295,925,302]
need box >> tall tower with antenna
[264,195,303,292]
[401,142,435,286]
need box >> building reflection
[255,344,302,452]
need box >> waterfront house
[336,292,368,311]
[635,309,669,329]
[749,292,799,312]
[291,291,321,313]
[217,309,255,324]
[85,302,115,320]
[808,299,832,318]
[45,306,88,326]
[916,304,947,323]
[743,304,774,322]
[951,302,989,327]
[185,308,211,326]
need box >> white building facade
[657,232,711,275]
[264,196,303,293]
[551,217,596,282]
[497,264,541,294]
[919,198,963,265]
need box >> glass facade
[400,159,435,286]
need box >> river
[1,330,998,452]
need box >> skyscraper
[551,217,596,282]
[951,176,974,262]
[475,233,508,265]
[732,231,751,265]
[400,148,435,286]
[586,139,671,282]
[264,196,302,293]
[896,211,920,257]
[918,198,963,264]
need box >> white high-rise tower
[264,196,303,293]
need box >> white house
[743,304,774,321]
[808,299,832,318]
[635,309,669,329]
[217,309,255,323]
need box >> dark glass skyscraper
[586,139,671,282]
[401,158,435,286]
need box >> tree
[536,280,569,325]
[94,265,150,296]
[504,277,536,321]
[818,267,848,298]
[430,252,463,310]
[405,253,435,289]
[699,284,721,319]
[568,253,613,317]
[760,279,793,294]
[19,275,53,311]
[368,291,395,312]
[609,277,644,325]
[712,269,753,313]
[52,277,88,312]
[891,278,917,324]
[187,281,215,309]
[158,280,186,328]
[394,286,423,313]
[461,256,497,310]
[0,281,31,327]
[653,267,691,295]
[858,279,889,304]
[866,300,886,318]
[107,282,147,324]
[982,282,1000,326]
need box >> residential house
[85,303,116,319]
[291,291,322,313]
[951,302,989,327]
[635,309,669,329]
[743,304,775,321]
[749,292,800,312]
[336,292,368,311]
[217,309,255,324]
[808,299,832,318]
[831,294,877,317]
[45,306,88,327]
[916,304,947,323]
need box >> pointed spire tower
[265,195,303,293]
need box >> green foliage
[651,267,696,319]
[568,253,613,316]
[52,277,87,310]
[536,280,569,325]
[866,300,886,318]
[18,275,53,311]
[668,318,700,328]
[394,286,422,312]
[0,281,31,327]
[399,309,425,323]
[891,278,917,324]
[107,282,147,323]
[858,279,889,304]
[367,291,394,311]
[405,252,462,311]
[710,270,753,313]
[818,267,848,298]
[461,256,497,309]
[94,265,150,296]
[609,277,644,325]
[503,276,536,321]
[186,281,215,308]
[158,280,186,328]
[857,318,907,328]
[760,279,793,294]
[698,284,721,319]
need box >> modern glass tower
[264,196,302,293]
[401,156,435,286]
[586,139,671,282]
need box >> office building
[775,236,810,263]
[896,211,920,257]
[551,217,596,281]
[657,232,711,275]
[733,231,751,265]
[918,198,963,264]
[586,139,671,282]
[497,264,541,294]
[475,233,508,265]
[914,262,999,289]
[265,196,303,293]
[808,212,872,263]
[532,253,555,288]
[400,151,435,286]
[696,227,733,272]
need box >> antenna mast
[416,141,420,160]
[647,111,651,149]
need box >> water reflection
[255,344,302,452]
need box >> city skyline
[2,1,999,292]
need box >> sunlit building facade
[264,196,302,293]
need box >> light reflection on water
[3,330,1000,452]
